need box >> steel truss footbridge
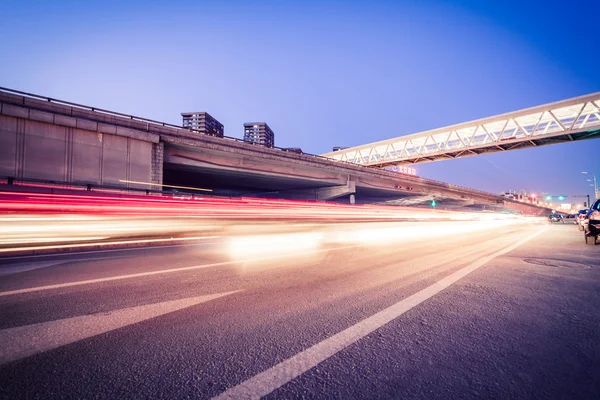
[322,92,600,167]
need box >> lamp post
[582,172,599,201]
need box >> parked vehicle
[564,214,577,224]
[583,200,600,245]
[548,214,564,223]
[577,209,589,231]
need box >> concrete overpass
[322,92,600,166]
[0,87,548,213]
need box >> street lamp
[582,171,599,201]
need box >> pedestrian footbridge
[322,92,600,166]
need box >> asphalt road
[0,222,599,399]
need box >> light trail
[0,191,541,255]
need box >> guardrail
[0,87,502,201]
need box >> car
[576,209,589,231]
[548,214,564,223]
[583,200,600,245]
[564,214,577,224]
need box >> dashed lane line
[0,290,240,365]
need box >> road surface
[0,222,598,399]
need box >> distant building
[181,112,224,137]
[243,122,274,148]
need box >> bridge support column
[316,181,356,201]
[151,142,164,185]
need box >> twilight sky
[1,0,599,204]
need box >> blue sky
[1,0,599,203]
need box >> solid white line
[213,228,548,400]
[0,242,204,262]
[0,290,239,365]
[0,244,359,297]
[0,235,219,254]
[0,261,68,277]
[0,261,232,297]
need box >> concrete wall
[503,200,552,216]
[0,115,19,177]
[0,114,154,190]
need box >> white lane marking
[214,228,548,400]
[0,235,218,254]
[0,261,67,277]
[0,261,232,297]
[0,242,206,262]
[0,290,239,365]
[0,255,143,277]
[0,245,358,297]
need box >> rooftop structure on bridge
[322,92,600,167]
[244,122,274,148]
[181,111,224,137]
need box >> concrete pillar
[151,142,164,185]
[316,180,356,201]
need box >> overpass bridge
[322,92,600,166]
[0,87,548,214]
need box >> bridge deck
[322,92,600,166]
